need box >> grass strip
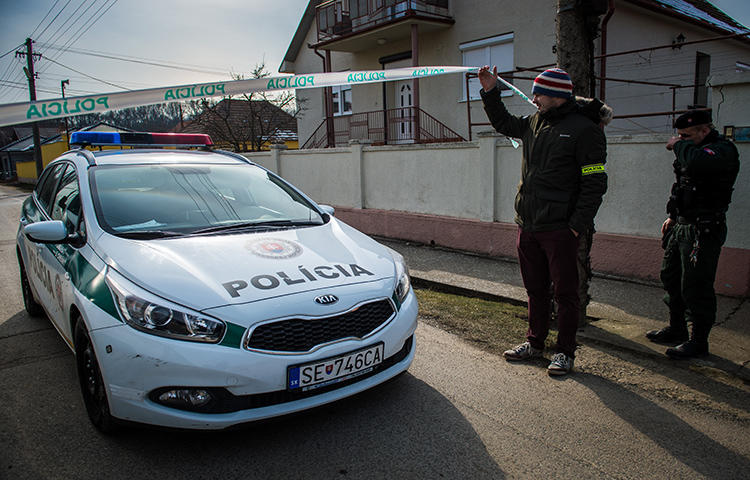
[414,287,559,354]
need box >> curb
[411,273,750,383]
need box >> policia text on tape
[0,66,472,128]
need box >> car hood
[95,219,396,310]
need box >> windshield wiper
[192,220,322,235]
[115,230,187,239]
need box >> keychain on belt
[689,226,700,266]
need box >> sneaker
[646,326,689,345]
[665,340,709,359]
[503,342,542,361]
[547,352,574,375]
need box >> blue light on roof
[69,131,213,147]
[70,132,121,145]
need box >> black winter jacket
[667,129,739,222]
[480,86,608,233]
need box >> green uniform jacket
[480,86,608,233]
[668,130,740,221]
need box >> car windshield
[90,164,324,236]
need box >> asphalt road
[1,183,749,480]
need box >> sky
[0,0,309,105]
[0,0,748,107]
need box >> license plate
[288,343,384,391]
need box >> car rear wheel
[18,256,44,317]
[74,318,117,433]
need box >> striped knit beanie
[532,68,573,99]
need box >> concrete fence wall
[247,135,749,296]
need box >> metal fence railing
[302,106,464,148]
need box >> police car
[16,132,417,432]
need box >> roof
[40,121,134,146]
[280,1,319,73]
[175,99,298,142]
[626,0,749,34]
[0,135,40,152]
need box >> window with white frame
[460,33,514,101]
[331,84,352,115]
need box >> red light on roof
[149,133,213,146]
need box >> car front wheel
[74,318,117,433]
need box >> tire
[17,255,44,317]
[74,319,117,434]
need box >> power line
[0,44,24,60]
[35,0,74,42]
[30,0,63,39]
[38,43,231,75]
[42,0,96,50]
[41,54,128,90]
[46,0,120,67]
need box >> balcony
[302,107,464,148]
[315,0,453,52]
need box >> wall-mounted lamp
[672,33,686,49]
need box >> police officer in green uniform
[646,110,740,358]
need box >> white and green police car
[16,132,416,432]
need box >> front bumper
[89,290,417,429]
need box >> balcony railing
[302,106,465,149]
[316,0,451,44]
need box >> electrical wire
[29,0,63,39]
[42,0,96,51]
[46,0,120,66]
[38,43,230,76]
[41,54,128,90]
[35,0,74,42]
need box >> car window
[91,164,323,234]
[50,164,82,234]
[36,163,68,214]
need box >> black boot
[646,326,688,344]
[665,340,709,359]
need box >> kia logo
[315,294,339,305]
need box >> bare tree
[185,63,304,151]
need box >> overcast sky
[0,0,748,106]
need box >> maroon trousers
[517,227,580,357]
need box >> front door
[393,80,413,143]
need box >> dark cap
[674,109,712,129]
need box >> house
[280,0,750,147]
[174,98,299,151]
[1,121,64,180]
[11,122,133,184]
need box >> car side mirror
[319,204,335,223]
[24,220,70,244]
[320,204,335,216]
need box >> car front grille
[245,299,396,353]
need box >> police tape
[0,66,475,127]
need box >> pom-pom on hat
[673,109,712,129]
[532,68,573,99]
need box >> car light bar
[70,131,213,147]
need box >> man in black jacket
[647,110,739,358]
[478,66,607,375]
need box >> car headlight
[389,249,411,304]
[106,270,225,343]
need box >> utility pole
[61,79,70,149]
[556,1,608,98]
[17,38,43,178]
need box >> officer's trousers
[660,222,726,342]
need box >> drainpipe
[312,46,335,147]
[411,23,420,142]
[599,0,615,101]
